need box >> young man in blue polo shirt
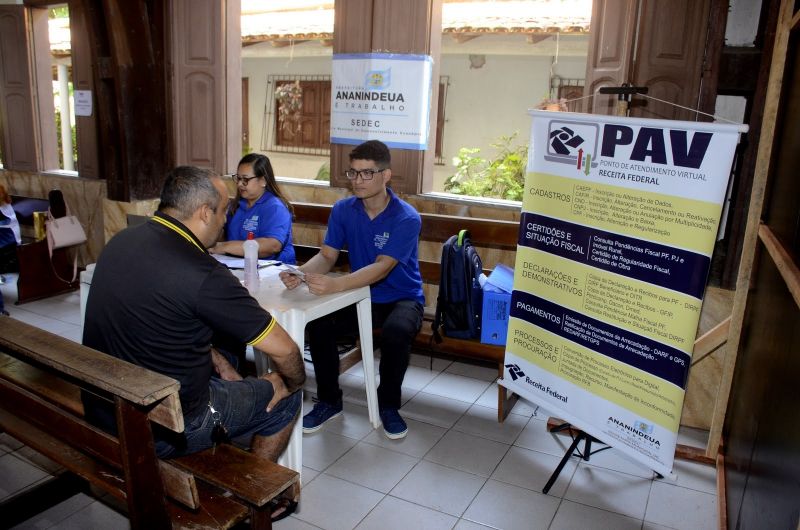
[280,140,424,439]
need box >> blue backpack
[432,230,484,341]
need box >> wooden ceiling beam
[526,34,551,45]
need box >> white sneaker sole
[383,427,408,440]
[302,410,343,434]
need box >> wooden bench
[0,317,298,529]
[291,202,521,421]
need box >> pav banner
[330,53,433,150]
[501,110,747,474]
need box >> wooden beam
[758,224,800,307]
[708,0,796,459]
[691,316,731,366]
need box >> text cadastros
[335,90,405,102]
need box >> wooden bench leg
[496,363,519,423]
[250,506,272,530]
[116,398,171,528]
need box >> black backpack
[432,230,484,342]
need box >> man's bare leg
[251,408,299,462]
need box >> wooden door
[584,0,713,120]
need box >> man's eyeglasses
[344,168,386,181]
[231,174,259,185]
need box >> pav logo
[545,121,600,175]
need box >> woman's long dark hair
[235,153,294,217]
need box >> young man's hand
[211,348,243,381]
[304,273,342,295]
[279,270,303,290]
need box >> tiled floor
[0,274,718,529]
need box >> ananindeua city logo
[365,68,391,90]
[545,120,600,175]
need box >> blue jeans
[307,299,423,410]
[155,376,301,458]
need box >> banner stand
[541,420,663,494]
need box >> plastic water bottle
[243,232,259,292]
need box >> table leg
[356,298,380,428]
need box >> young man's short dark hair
[349,140,391,168]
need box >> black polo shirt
[83,211,274,418]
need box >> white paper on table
[212,254,280,269]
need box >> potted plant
[275,80,303,136]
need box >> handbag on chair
[45,202,87,283]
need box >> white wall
[434,53,586,189]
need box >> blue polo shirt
[325,189,424,305]
[226,191,295,263]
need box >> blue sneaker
[379,408,408,440]
[302,401,343,434]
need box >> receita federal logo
[505,364,525,381]
[545,120,600,175]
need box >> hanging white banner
[330,53,433,150]
[502,110,747,475]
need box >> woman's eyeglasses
[231,174,259,185]
[344,168,386,180]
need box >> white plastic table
[247,267,380,476]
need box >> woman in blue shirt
[210,153,295,264]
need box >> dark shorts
[155,376,301,458]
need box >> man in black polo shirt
[83,166,304,464]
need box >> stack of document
[212,254,281,269]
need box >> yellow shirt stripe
[248,318,276,346]
[151,216,205,253]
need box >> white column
[57,63,74,171]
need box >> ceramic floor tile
[473,383,500,410]
[300,466,320,486]
[422,371,491,404]
[0,454,51,500]
[355,495,458,530]
[444,360,498,382]
[565,464,652,519]
[578,443,656,479]
[453,403,528,444]
[642,522,678,530]
[321,402,375,440]
[409,352,451,372]
[390,460,487,517]
[401,364,440,391]
[550,499,643,530]
[425,430,510,477]
[50,500,129,529]
[514,418,576,457]
[644,480,717,530]
[13,446,66,475]
[301,430,359,471]
[274,515,325,530]
[292,473,383,530]
[362,417,447,458]
[402,391,471,429]
[0,433,24,454]
[11,492,95,530]
[56,326,83,343]
[491,446,578,498]
[326,441,418,493]
[462,479,560,530]
[453,520,494,530]
[508,395,540,418]
[669,458,717,494]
